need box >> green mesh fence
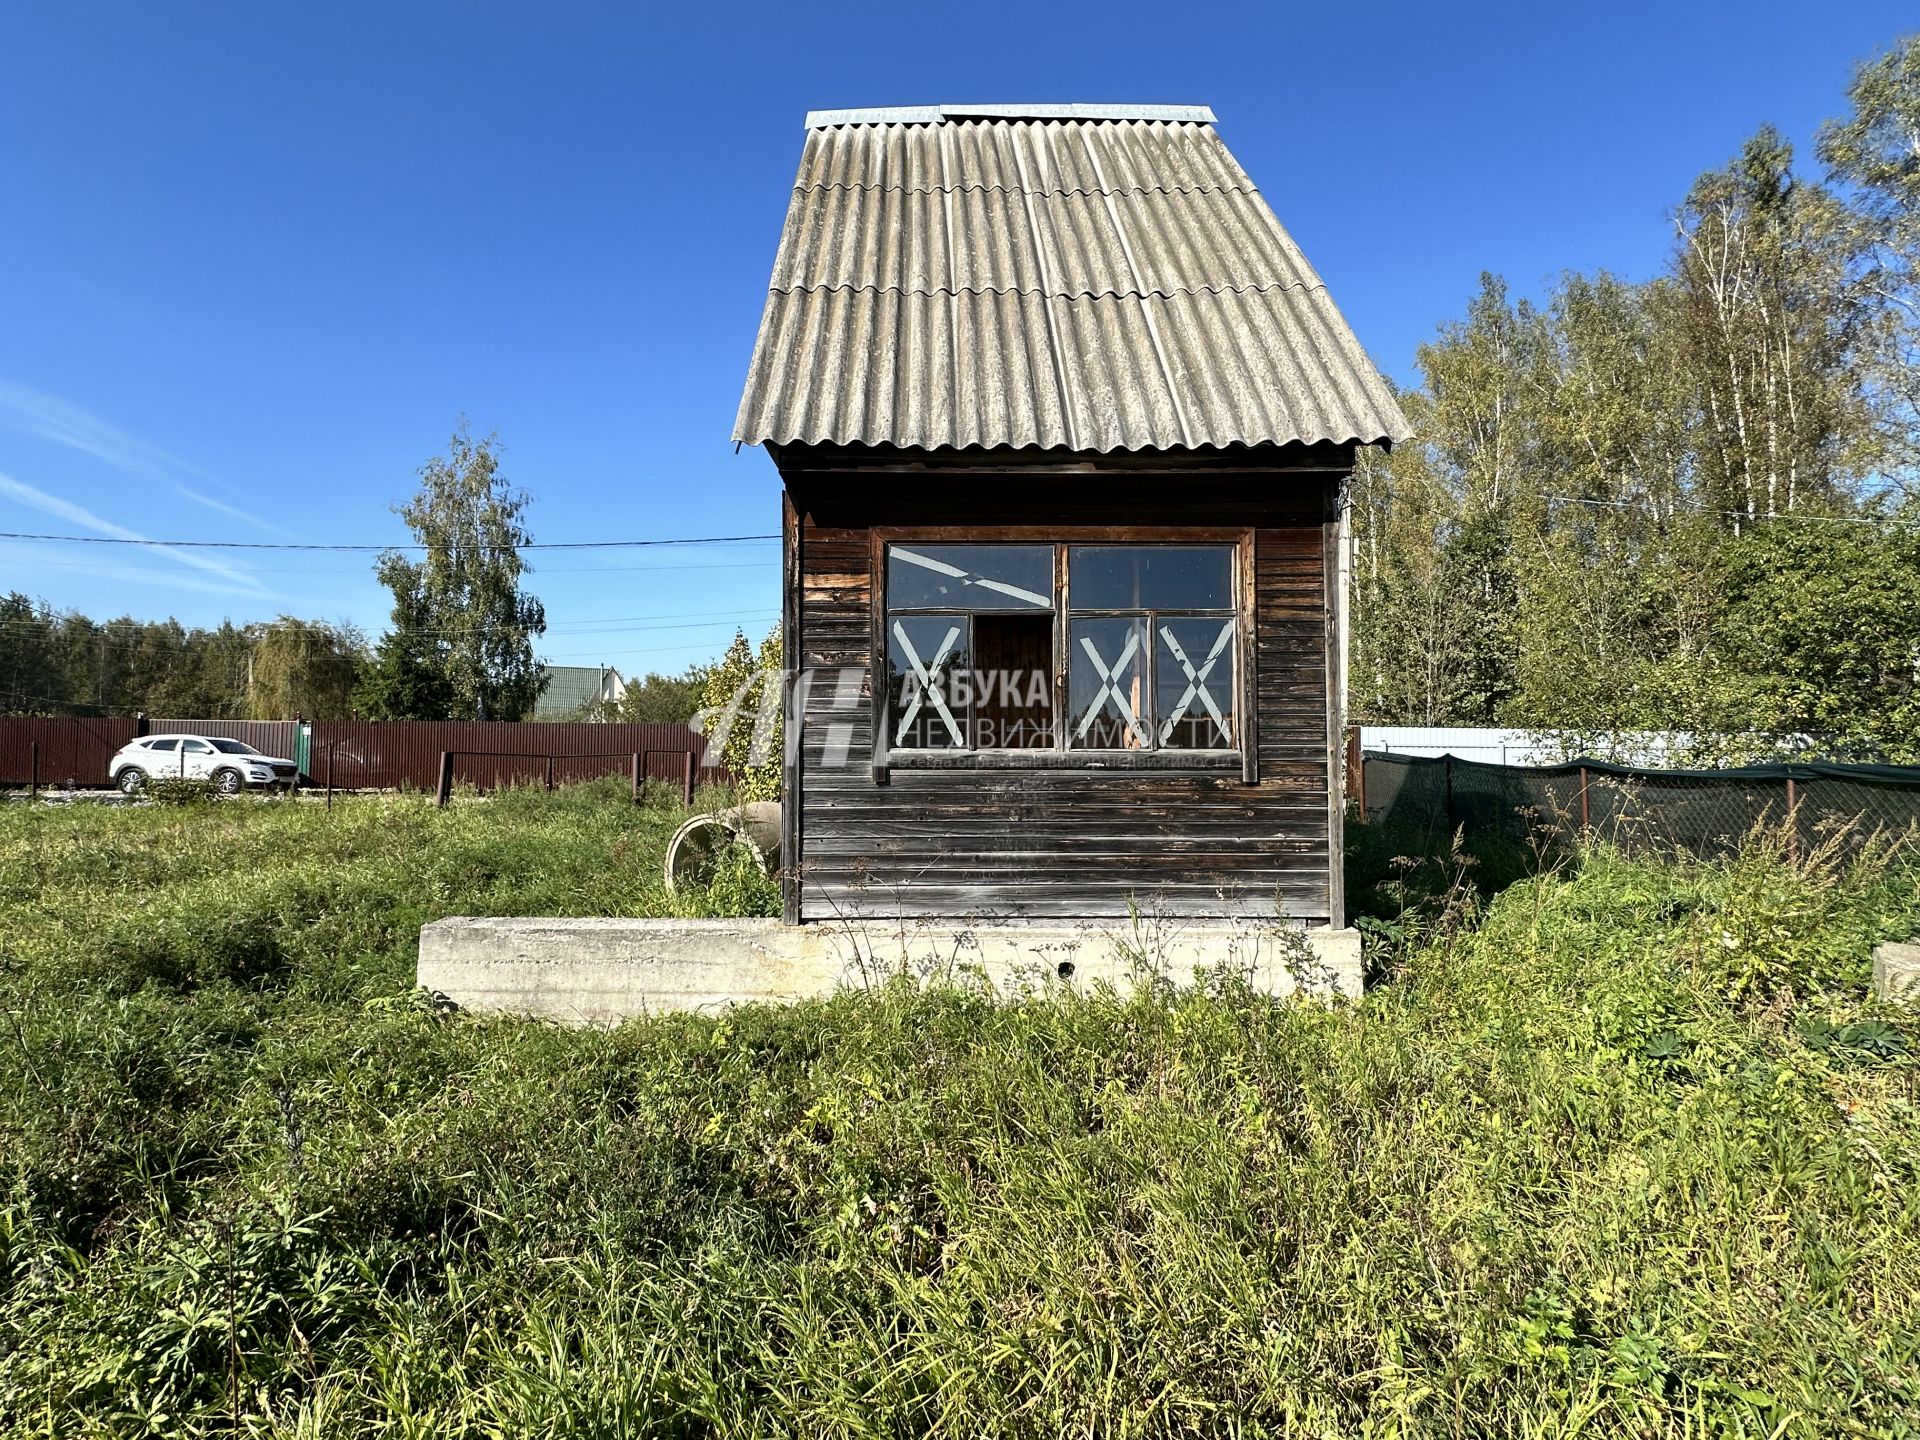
[1359,753,1920,863]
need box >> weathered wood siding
[777,445,1346,924]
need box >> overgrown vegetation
[0,791,1915,1434]
[1353,34,1920,762]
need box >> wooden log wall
[776,444,1349,925]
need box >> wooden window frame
[870,527,1254,778]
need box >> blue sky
[1,1,1911,678]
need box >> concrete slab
[419,916,1362,1023]
[1873,942,1920,1003]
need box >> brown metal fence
[0,717,138,788]
[307,721,721,793]
[0,717,723,793]
[148,719,301,759]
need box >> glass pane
[972,613,1054,749]
[887,615,970,749]
[147,738,179,752]
[1069,545,1232,611]
[1068,617,1149,750]
[888,544,1053,611]
[1156,618,1236,748]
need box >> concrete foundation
[1874,942,1920,1004]
[418,916,1363,1023]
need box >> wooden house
[734,104,1410,929]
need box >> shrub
[142,776,220,807]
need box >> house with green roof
[532,664,625,720]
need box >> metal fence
[0,717,136,789]
[0,716,725,794]
[304,721,723,794]
[1357,751,1920,862]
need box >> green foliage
[351,580,455,721]
[1715,519,1920,760]
[1,799,1918,1433]
[140,776,221,808]
[246,616,366,720]
[670,837,782,918]
[1819,34,1920,478]
[361,423,548,721]
[696,626,781,800]
[0,593,258,718]
[1352,37,1920,761]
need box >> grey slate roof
[733,108,1411,455]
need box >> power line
[0,552,778,578]
[0,609,781,654]
[0,530,778,552]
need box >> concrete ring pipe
[663,801,782,894]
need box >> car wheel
[213,768,244,795]
[115,767,146,795]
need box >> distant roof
[734,107,1411,455]
[535,664,623,718]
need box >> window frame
[870,527,1256,778]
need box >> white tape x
[892,547,1051,609]
[893,621,965,745]
[1159,621,1234,744]
[1074,628,1149,747]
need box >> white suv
[109,735,300,795]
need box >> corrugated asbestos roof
[733,110,1411,454]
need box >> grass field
[1,787,1917,1436]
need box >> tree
[0,593,61,713]
[365,423,547,721]
[1669,127,1878,523]
[1819,34,1920,487]
[1712,517,1920,760]
[248,618,365,719]
[354,585,455,721]
[694,627,781,800]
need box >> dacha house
[734,103,1410,928]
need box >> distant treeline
[0,595,364,719]
[0,588,750,729]
[1352,36,1920,765]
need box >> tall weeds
[0,797,1915,1435]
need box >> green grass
[0,791,1917,1436]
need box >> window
[145,738,179,752]
[882,541,1239,760]
[211,739,260,755]
[181,739,213,754]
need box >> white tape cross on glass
[891,547,1050,609]
[1159,621,1234,744]
[1074,628,1149,747]
[892,621,965,745]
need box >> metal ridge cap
[755,277,1331,302]
[803,103,1217,129]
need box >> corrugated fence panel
[0,717,138,785]
[306,721,723,793]
[1,718,724,792]
[147,720,300,759]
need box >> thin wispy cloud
[0,378,299,545]
[0,542,271,599]
[177,486,299,539]
[0,379,207,478]
[0,471,269,595]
